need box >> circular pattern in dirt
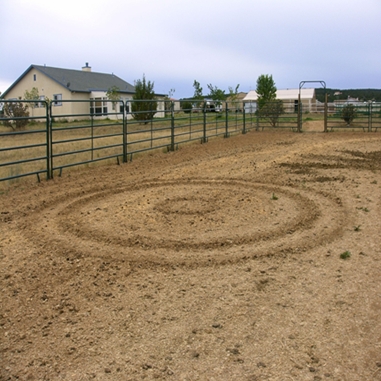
[26,178,347,265]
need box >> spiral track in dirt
[4,132,381,381]
[22,178,347,266]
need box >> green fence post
[202,101,207,143]
[123,100,127,162]
[91,112,94,161]
[368,102,372,132]
[297,94,302,132]
[45,101,51,179]
[243,106,246,134]
[49,101,54,178]
[225,102,229,138]
[324,93,328,132]
[170,101,175,151]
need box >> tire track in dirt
[20,178,348,266]
[3,131,381,381]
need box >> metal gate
[325,101,381,132]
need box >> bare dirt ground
[1,126,381,380]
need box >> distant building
[333,96,381,113]
[243,88,317,113]
[334,96,362,106]
[225,92,247,112]
[1,63,166,119]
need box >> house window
[38,95,45,108]
[90,97,108,115]
[33,74,36,81]
[102,97,108,115]
[53,94,62,106]
[96,98,102,115]
[294,100,298,113]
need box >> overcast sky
[1,0,380,98]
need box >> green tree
[256,74,277,110]
[167,88,175,99]
[341,104,357,125]
[106,86,120,105]
[259,100,284,127]
[3,98,29,130]
[193,80,203,100]
[24,87,40,115]
[106,85,121,114]
[164,88,175,116]
[24,87,39,101]
[207,84,226,108]
[192,80,204,109]
[228,84,240,101]
[228,84,240,111]
[131,75,157,123]
[180,99,193,113]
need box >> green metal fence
[326,102,381,132]
[0,100,50,182]
[49,99,126,177]
[0,99,252,183]
[1,98,379,184]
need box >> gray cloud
[1,0,380,98]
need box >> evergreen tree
[341,104,357,125]
[132,75,157,123]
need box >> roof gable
[1,64,135,97]
[33,65,135,93]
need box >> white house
[1,63,166,120]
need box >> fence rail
[1,99,379,184]
[0,100,50,183]
[325,103,381,132]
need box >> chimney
[82,62,91,72]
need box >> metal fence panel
[0,100,50,183]
[251,100,299,131]
[326,103,377,132]
[50,100,125,176]
[1,98,379,185]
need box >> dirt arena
[1,126,381,380]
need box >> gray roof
[2,64,135,97]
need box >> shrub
[180,100,193,114]
[259,100,284,127]
[131,75,157,123]
[3,100,30,130]
[341,104,357,125]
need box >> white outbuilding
[243,88,317,113]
